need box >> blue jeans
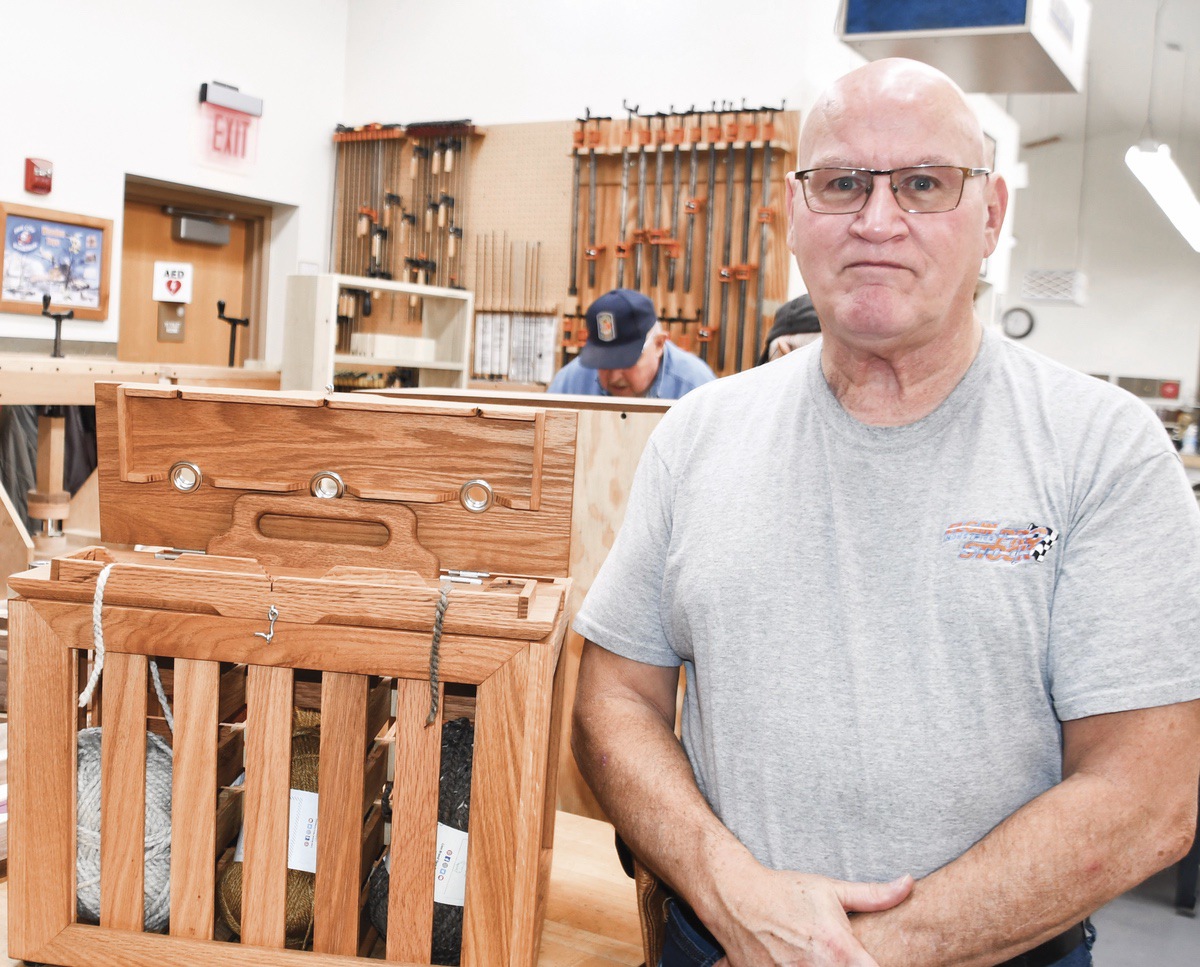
[658,900,1098,967]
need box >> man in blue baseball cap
[548,289,716,398]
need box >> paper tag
[287,789,320,873]
[433,822,469,906]
[232,788,319,874]
[383,822,470,907]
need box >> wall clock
[1002,306,1035,339]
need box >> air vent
[1022,269,1087,305]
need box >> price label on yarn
[232,788,319,874]
[287,789,320,873]
[433,822,469,906]
[383,822,469,907]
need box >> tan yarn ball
[217,710,322,948]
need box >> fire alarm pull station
[25,158,52,194]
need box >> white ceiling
[1011,0,1200,166]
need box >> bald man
[572,59,1200,967]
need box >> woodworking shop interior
[0,0,1197,965]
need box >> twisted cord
[149,659,175,733]
[79,563,116,708]
[78,561,175,731]
[426,581,451,726]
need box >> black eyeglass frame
[792,164,992,214]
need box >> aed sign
[152,261,194,303]
[200,103,259,165]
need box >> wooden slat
[363,744,388,817]
[33,921,377,966]
[313,672,368,955]
[99,651,149,931]
[7,601,76,960]
[29,599,523,684]
[386,679,443,962]
[78,648,95,729]
[13,562,273,619]
[169,658,220,939]
[510,633,567,966]
[239,665,294,948]
[215,787,244,858]
[217,726,246,788]
[17,566,564,641]
[462,651,528,967]
[366,677,391,743]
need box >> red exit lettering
[211,112,250,158]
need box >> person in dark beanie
[757,294,822,365]
[548,289,715,398]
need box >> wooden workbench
[0,811,642,966]
[0,354,280,405]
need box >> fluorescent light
[1124,140,1200,252]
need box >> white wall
[1005,124,1200,404]
[343,0,860,127]
[0,0,348,364]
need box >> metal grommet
[309,471,345,499]
[169,461,202,494]
[459,478,494,514]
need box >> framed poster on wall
[0,202,113,321]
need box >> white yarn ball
[75,727,174,932]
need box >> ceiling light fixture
[1125,0,1199,252]
[1125,140,1200,251]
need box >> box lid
[96,383,577,577]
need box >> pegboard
[330,112,799,382]
[462,120,574,314]
[562,110,798,377]
[462,112,798,379]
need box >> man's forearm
[855,704,1200,967]
[571,665,752,905]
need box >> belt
[673,900,1084,967]
[997,922,1086,967]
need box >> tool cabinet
[7,382,577,966]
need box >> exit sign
[200,103,258,166]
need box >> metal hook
[254,604,279,644]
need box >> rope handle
[81,562,174,731]
[425,580,452,726]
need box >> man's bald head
[799,59,987,169]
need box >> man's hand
[702,845,914,966]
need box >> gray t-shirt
[574,330,1200,882]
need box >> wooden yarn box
[7,383,578,967]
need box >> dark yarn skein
[368,717,474,965]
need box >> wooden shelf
[281,274,473,392]
[334,354,466,372]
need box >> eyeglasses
[794,165,991,214]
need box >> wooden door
[118,200,257,365]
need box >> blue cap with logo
[578,289,657,370]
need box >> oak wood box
[7,383,578,966]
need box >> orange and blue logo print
[944,520,1059,564]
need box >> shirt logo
[596,311,617,342]
[944,520,1059,564]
